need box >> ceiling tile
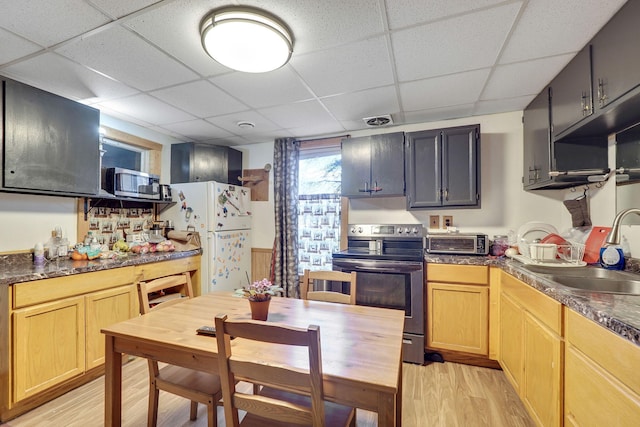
[56,25,198,91]
[291,36,394,97]
[258,100,344,137]
[0,28,42,64]
[209,66,315,108]
[0,0,110,46]
[248,0,385,54]
[1,52,138,101]
[400,69,491,111]
[97,93,195,125]
[151,80,248,117]
[123,0,230,77]
[482,54,574,100]
[386,0,509,30]
[404,104,475,124]
[158,119,232,141]
[321,86,400,122]
[500,0,627,63]
[392,2,521,82]
[89,0,162,19]
[206,110,281,136]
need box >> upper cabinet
[171,142,243,186]
[1,78,101,197]
[341,132,405,198]
[523,88,552,189]
[550,45,593,137]
[591,0,640,113]
[405,125,480,209]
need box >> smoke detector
[362,114,393,127]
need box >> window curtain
[273,137,300,297]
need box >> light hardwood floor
[1,358,533,427]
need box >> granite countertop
[425,254,640,347]
[0,249,202,286]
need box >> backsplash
[85,206,156,245]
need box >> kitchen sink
[521,264,637,280]
[546,275,640,295]
[519,264,640,294]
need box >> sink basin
[547,275,640,295]
[521,264,637,280]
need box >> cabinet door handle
[597,78,608,107]
[358,181,371,193]
[444,189,449,201]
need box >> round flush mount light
[200,7,293,73]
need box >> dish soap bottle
[599,244,625,270]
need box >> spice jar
[491,235,509,256]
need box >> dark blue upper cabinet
[406,125,480,209]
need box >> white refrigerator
[161,181,252,293]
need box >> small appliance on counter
[159,184,172,201]
[425,233,489,255]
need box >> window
[297,138,342,275]
[101,137,148,171]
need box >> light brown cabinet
[12,296,85,402]
[1,254,201,422]
[426,264,489,355]
[564,308,640,425]
[499,271,562,427]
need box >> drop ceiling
[0,0,628,146]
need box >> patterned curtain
[273,138,300,297]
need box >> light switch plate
[429,215,440,228]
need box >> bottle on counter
[44,230,57,260]
[84,231,94,246]
[599,244,625,270]
[34,242,45,265]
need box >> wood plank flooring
[1,358,534,427]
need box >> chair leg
[148,382,159,427]
[190,401,198,420]
[207,401,216,427]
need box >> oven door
[332,258,424,336]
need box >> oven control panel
[348,224,424,238]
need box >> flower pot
[249,298,270,321]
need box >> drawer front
[13,267,134,308]
[501,272,562,335]
[565,307,640,395]
[426,264,489,285]
[133,256,200,282]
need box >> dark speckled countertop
[425,254,640,347]
[0,249,202,286]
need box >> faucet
[606,208,640,245]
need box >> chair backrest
[300,269,357,305]
[215,314,325,427]
[137,272,194,315]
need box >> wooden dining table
[102,292,405,426]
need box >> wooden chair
[214,314,356,427]
[137,273,222,427]
[300,269,357,305]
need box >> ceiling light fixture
[237,121,255,129]
[200,7,293,73]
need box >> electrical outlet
[429,215,440,229]
[443,215,453,228]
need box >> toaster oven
[425,233,489,255]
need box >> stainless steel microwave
[425,233,489,255]
[102,167,160,200]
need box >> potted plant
[235,278,283,320]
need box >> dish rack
[514,241,586,267]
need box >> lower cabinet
[85,286,137,370]
[2,254,201,422]
[564,308,640,426]
[12,296,86,402]
[499,271,562,427]
[426,264,489,355]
